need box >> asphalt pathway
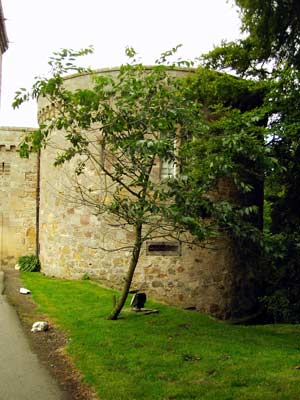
[0,271,66,400]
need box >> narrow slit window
[0,162,10,175]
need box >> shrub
[259,233,300,323]
[17,255,41,272]
[260,290,292,323]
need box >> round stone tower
[37,68,257,319]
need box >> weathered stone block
[152,281,163,288]
[80,215,90,225]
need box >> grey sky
[0,0,241,127]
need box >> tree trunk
[107,223,143,320]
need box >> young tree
[14,47,221,320]
[14,45,268,319]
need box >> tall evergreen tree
[203,0,300,322]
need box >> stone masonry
[38,142,248,318]
[0,127,37,267]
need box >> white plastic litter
[19,288,31,294]
[31,321,49,333]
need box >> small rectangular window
[146,241,181,256]
[160,158,176,179]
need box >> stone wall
[0,127,37,267]
[39,144,250,318]
[37,69,256,319]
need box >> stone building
[0,0,8,103]
[0,127,38,267]
[0,68,258,319]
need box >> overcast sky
[0,0,241,127]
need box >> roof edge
[0,1,8,53]
[63,65,196,81]
[0,126,37,131]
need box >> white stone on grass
[19,288,31,294]
[31,321,49,333]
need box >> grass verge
[21,272,300,400]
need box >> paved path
[0,271,66,400]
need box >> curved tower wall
[37,69,254,319]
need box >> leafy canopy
[201,0,300,322]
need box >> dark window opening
[146,241,181,256]
[148,243,177,252]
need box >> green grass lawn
[21,272,300,400]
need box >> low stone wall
[0,127,37,267]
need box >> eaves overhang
[0,1,8,53]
